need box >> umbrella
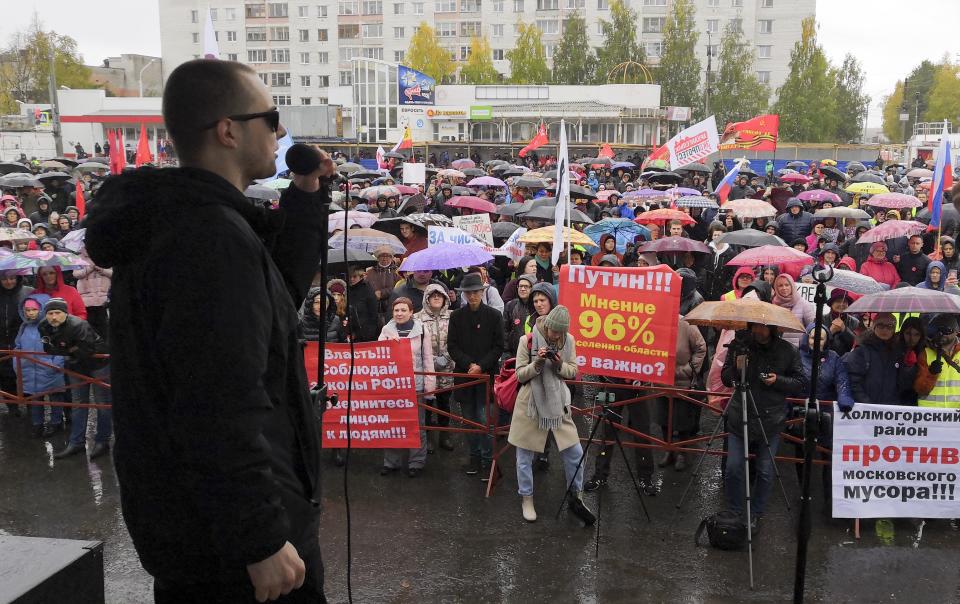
[845,288,960,315]
[40,160,68,170]
[717,230,786,248]
[634,209,696,226]
[820,166,846,182]
[59,228,86,253]
[513,176,547,189]
[75,162,110,173]
[451,158,475,170]
[674,196,718,209]
[263,178,291,190]
[396,193,427,214]
[822,269,888,295]
[542,169,579,181]
[244,185,281,201]
[684,300,806,333]
[672,187,701,196]
[513,197,557,215]
[0,174,42,188]
[724,198,777,219]
[856,220,926,244]
[446,195,498,213]
[636,237,711,254]
[467,176,507,188]
[327,248,377,269]
[787,160,808,170]
[497,204,524,217]
[351,170,385,180]
[820,159,838,167]
[382,151,406,160]
[337,162,362,174]
[797,190,841,205]
[0,250,90,272]
[845,182,888,195]
[645,159,669,171]
[519,226,594,246]
[864,192,923,210]
[595,190,623,201]
[438,169,466,179]
[394,184,418,195]
[400,243,493,272]
[726,245,813,267]
[814,207,871,220]
[647,171,683,184]
[373,213,454,237]
[0,227,40,244]
[565,184,597,199]
[679,163,710,173]
[612,161,636,170]
[851,172,885,185]
[0,162,31,175]
[451,186,473,196]
[906,168,933,179]
[781,173,811,184]
[777,168,798,176]
[462,167,485,177]
[328,228,406,254]
[328,210,379,232]
[492,222,521,239]
[36,171,74,183]
[360,185,401,200]
[50,157,80,167]
[584,219,650,254]
[523,205,593,225]
[581,157,613,167]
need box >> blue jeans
[29,391,68,427]
[69,366,112,447]
[516,442,585,497]
[458,383,491,463]
[725,432,780,517]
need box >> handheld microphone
[285,143,324,176]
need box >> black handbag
[695,510,747,551]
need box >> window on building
[413,2,424,14]
[318,96,328,104]
[597,0,608,7]
[461,21,482,37]
[339,71,353,86]
[339,47,360,61]
[729,18,742,32]
[318,75,330,87]
[227,53,238,61]
[643,0,666,5]
[706,44,718,57]
[758,20,773,34]
[437,23,457,37]
[565,0,584,7]
[190,10,198,23]
[645,41,663,57]
[460,46,471,60]
[537,19,559,34]
[258,73,269,85]
[761,0,773,6]
[317,5,328,17]
[362,47,384,59]
[226,30,237,41]
[493,0,504,10]
[757,45,771,59]
[318,51,329,63]
[300,75,311,86]
[731,0,742,6]
[492,48,505,60]
[271,48,290,62]
[300,97,311,105]
[338,1,358,15]
[756,70,770,84]
[706,19,718,33]
[338,24,360,38]
[273,95,292,105]
[268,3,289,18]
[514,0,524,11]
[270,27,290,40]
[363,23,382,37]
[248,49,268,62]
[394,2,405,13]
[191,32,199,43]
[394,26,405,38]
[642,17,664,33]
[225,7,237,20]
[299,29,309,41]
[246,4,266,18]
[706,0,718,6]
[537,0,558,9]
[435,0,457,11]
[544,43,556,58]
[298,5,309,17]
[362,0,383,14]
[299,51,311,63]
[461,0,481,11]
[317,28,328,41]
[394,50,406,61]
[271,72,291,87]
[492,23,504,37]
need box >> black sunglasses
[202,108,280,132]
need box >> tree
[833,54,870,143]
[772,17,836,142]
[924,61,960,124]
[709,22,768,128]
[460,36,499,84]
[506,22,549,84]
[594,0,647,84]
[0,16,93,112]
[551,11,595,85]
[902,60,938,134]
[404,22,455,83]
[655,0,702,116]
[881,80,907,143]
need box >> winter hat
[599,254,621,267]
[44,298,68,315]
[327,279,346,295]
[23,299,41,311]
[869,241,888,254]
[517,274,537,288]
[885,210,901,220]
[542,305,570,333]
[927,314,959,339]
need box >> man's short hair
[162,60,259,160]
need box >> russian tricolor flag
[715,159,745,204]
[929,121,954,232]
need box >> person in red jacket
[33,266,87,320]
[858,241,900,289]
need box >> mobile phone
[950,269,957,281]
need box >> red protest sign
[559,264,681,383]
[305,340,422,449]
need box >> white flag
[552,120,570,266]
[203,7,220,59]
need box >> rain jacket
[347,277,380,341]
[798,325,854,410]
[72,248,112,308]
[915,260,960,294]
[415,283,453,390]
[678,268,704,315]
[502,276,533,357]
[379,317,436,394]
[721,267,755,301]
[896,248,931,286]
[858,242,900,289]
[776,199,815,244]
[14,293,65,395]
[33,266,86,319]
[84,167,325,584]
[590,234,623,266]
[0,276,32,352]
[703,238,737,301]
[298,287,345,343]
[842,331,906,405]
[524,282,558,335]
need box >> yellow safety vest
[721,290,737,301]
[894,312,921,331]
[918,348,960,408]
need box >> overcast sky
[0,0,957,127]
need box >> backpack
[493,338,533,413]
[695,511,747,551]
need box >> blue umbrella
[584,219,651,254]
[399,243,493,271]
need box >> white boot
[521,495,537,522]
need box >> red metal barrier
[0,350,110,410]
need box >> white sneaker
[522,495,537,522]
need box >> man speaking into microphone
[85,59,334,603]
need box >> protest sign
[402,162,426,184]
[427,224,514,258]
[500,226,527,261]
[666,115,720,171]
[454,213,494,245]
[794,282,835,306]
[305,340,421,449]
[558,265,681,383]
[833,403,960,518]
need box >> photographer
[913,314,960,408]
[721,322,807,530]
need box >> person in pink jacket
[72,247,112,340]
[858,241,900,289]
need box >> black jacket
[84,167,324,583]
[0,278,31,349]
[896,251,931,285]
[721,332,807,441]
[299,287,345,343]
[842,331,906,405]
[447,302,504,379]
[38,315,108,374]
[347,278,379,342]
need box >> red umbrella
[445,195,497,213]
[726,245,814,267]
[451,158,476,169]
[636,236,710,254]
[395,184,419,195]
[856,220,926,244]
[780,173,811,184]
[864,192,923,210]
[634,209,696,226]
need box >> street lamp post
[704,30,712,117]
[138,58,159,97]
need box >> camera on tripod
[724,331,756,356]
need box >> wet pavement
[3,405,960,603]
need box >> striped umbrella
[674,196,718,209]
[845,288,960,315]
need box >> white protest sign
[402,162,425,184]
[427,225,514,258]
[666,115,720,171]
[453,213,494,246]
[500,226,528,261]
[833,403,960,518]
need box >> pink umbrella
[445,195,497,213]
[856,220,927,244]
[395,184,419,195]
[451,158,475,169]
[726,245,814,267]
[864,192,923,210]
[438,169,466,179]
[797,190,841,205]
[781,173,811,184]
[467,176,507,188]
[595,190,621,201]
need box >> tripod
[556,387,652,556]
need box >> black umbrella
[851,171,885,185]
[501,168,527,177]
[36,171,74,183]
[373,213,454,237]
[383,151,406,160]
[50,157,80,168]
[0,162,30,175]
[327,248,377,269]
[523,204,593,225]
[513,176,547,189]
[647,171,683,184]
[337,162,362,174]
[513,197,558,215]
[820,165,846,182]
[452,186,472,196]
[244,184,281,201]
[567,184,597,199]
[717,230,787,248]
[679,163,710,173]
[737,167,759,180]
[497,204,524,217]
[351,171,384,180]
[0,174,42,188]
[787,160,808,170]
[463,167,485,177]
[492,221,521,239]
[485,159,509,168]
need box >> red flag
[135,123,153,167]
[107,129,117,173]
[641,143,669,170]
[719,114,780,152]
[598,143,614,159]
[109,128,127,174]
[391,126,412,152]
[75,180,86,219]
[518,121,548,158]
